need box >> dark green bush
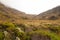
[2,22,16,31]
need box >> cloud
[0,0,60,14]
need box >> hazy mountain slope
[0,3,35,22]
[35,6,60,20]
[0,3,60,21]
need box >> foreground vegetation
[0,20,60,40]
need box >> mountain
[0,2,60,21]
[35,6,60,20]
[0,3,35,22]
[0,3,60,40]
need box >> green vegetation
[1,22,16,31]
[0,2,60,40]
[0,32,4,40]
[28,30,60,40]
[0,22,60,40]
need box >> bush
[2,22,16,31]
[0,32,4,40]
[17,24,26,31]
[28,30,60,40]
[14,29,26,40]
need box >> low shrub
[0,32,4,40]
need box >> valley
[0,3,60,40]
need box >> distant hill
[0,3,35,22]
[0,2,60,21]
[35,6,60,20]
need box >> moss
[14,28,26,40]
[25,35,31,40]
[0,32,4,40]
[2,22,16,31]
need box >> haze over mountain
[0,2,60,21]
[0,3,35,22]
[35,6,60,20]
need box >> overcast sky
[0,0,60,15]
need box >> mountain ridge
[35,5,60,20]
[0,3,36,22]
[0,3,60,20]
[0,2,60,40]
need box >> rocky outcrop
[15,37,21,40]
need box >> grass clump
[0,32,4,40]
[28,30,60,40]
[2,22,16,31]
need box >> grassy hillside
[0,20,60,40]
[0,3,60,40]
